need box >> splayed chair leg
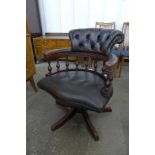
[51,108,77,131]
[102,106,112,112]
[51,106,111,141]
[82,110,99,141]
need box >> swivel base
[51,106,112,141]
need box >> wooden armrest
[44,48,72,56]
[44,48,72,61]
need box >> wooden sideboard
[26,34,37,92]
[33,36,74,62]
[33,35,94,67]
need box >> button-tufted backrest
[69,28,124,56]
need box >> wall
[26,0,42,34]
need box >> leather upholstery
[38,71,113,112]
[38,28,124,113]
[69,28,124,56]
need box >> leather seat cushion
[37,71,113,112]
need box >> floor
[26,62,129,155]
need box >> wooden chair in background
[118,22,129,77]
[26,19,38,92]
[95,22,116,29]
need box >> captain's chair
[38,28,124,141]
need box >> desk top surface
[34,35,69,40]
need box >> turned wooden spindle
[66,56,69,70]
[85,57,88,70]
[76,56,79,70]
[102,61,105,74]
[102,66,113,97]
[94,59,97,72]
[56,60,60,72]
[47,61,52,76]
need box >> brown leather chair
[38,28,124,141]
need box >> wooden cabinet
[33,36,75,62]
[33,35,94,66]
[26,34,37,92]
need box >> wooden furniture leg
[51,107,112,141]
[29,76,38,92]
[82,110,99,141]
[102,106,112,112]
[88,57,93,68]
[51,108,77,131]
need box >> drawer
[45,39,57,48]
[56,40,71,48]
[33,38,45,46]
[33,37,71,61]
[45,46,57,51]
